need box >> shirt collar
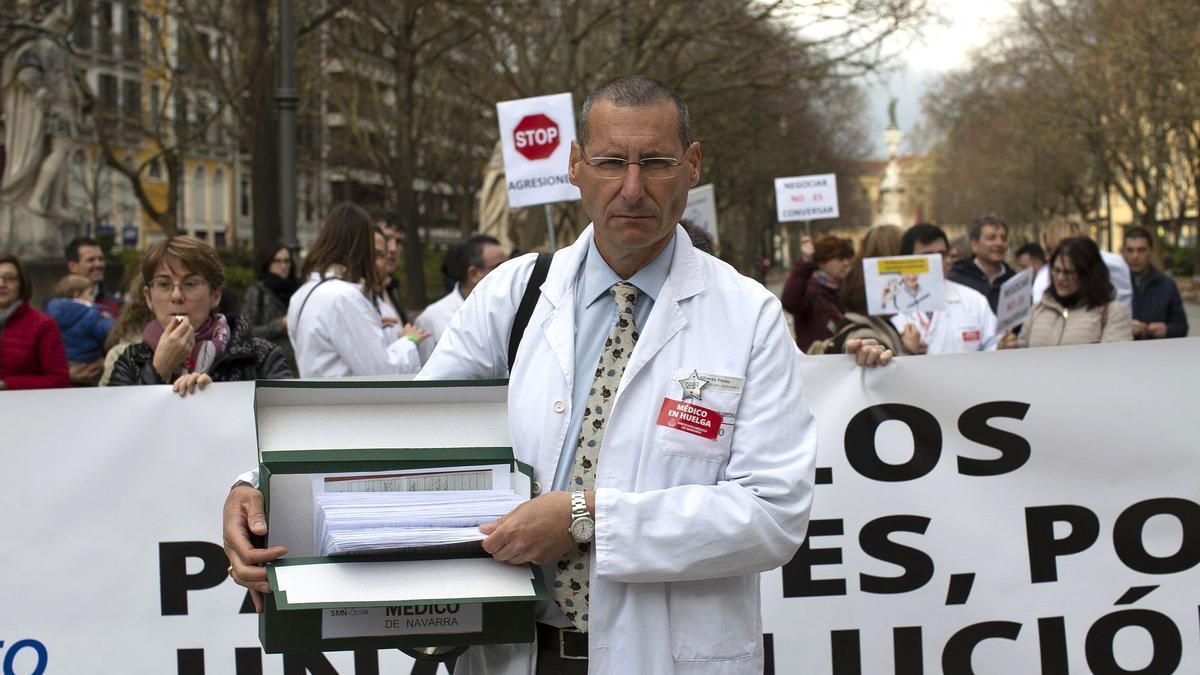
[581,231,675,309]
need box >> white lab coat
[413,284,465,364]
[419,225,816,675]
[287,271,421,377]
[1032,250,1132,314]
[891,281,999,353]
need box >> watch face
[571,517,595,542]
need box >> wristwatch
[569,491,594,542]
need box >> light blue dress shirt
[550,234,676,491]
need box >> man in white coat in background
[414,233,508,363]
[224,75,890,674]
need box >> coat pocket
[655,368,743,463]
[668,575,758,661]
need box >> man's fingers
[249,588,264,613]
[878,349,894,365]
[478,518,501,535]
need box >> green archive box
[253,379,548,654]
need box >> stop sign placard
[513,114,560,161]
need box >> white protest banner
[683,183,719,246]
[496,93,580,208]
[775,173,839,222]
[864,254,947,315]
[763,339,1200,673]
[996,268,1034,334]
[4,340,1198,674]
[0,383,435,675]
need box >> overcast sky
[860,0,1016,157]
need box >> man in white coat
[224,75,889,674]
[892,224,999,353]
[414,234,508,363]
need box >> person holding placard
[224,75,891,675]
[782,235,854,352]
[999,237,1131,348]
[891,224,998,354]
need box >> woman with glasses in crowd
[287,203,427,378]
[999,236,1131,348]
[241,242,299,371]
[108,236,292,395]
[0,252,70,390]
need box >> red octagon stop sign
[513,114,560,160]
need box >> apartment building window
[98,2,114,56]
[149,84,161,131]
[192,166,207,226]
[97,73,119,112]
[212,168,226,226]
[147,16,161,65]
[122,79,141,122]
[123,5,141,59]
[72,0,93,49]
[240,176,251,217]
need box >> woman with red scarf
[108,237,292,395]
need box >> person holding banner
[286,203,427,378]
[224,75,890,675]
[108,237,293,395]
[999,237,1132,348]
[891,223,998,354]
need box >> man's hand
[223,483,288,612]
[799,236,815,262]
[69,359,104,385]
[900,325,927,355]
[997,330,1019,350]
[844,337,893,366]
[402,323,431,343]
[1147,322,1168,338]
[1131,319,1147,337]
[480,492,575,565]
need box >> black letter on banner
[941,621,1021,674]
[236,648,264,675]
[283,653,338,674]
[1037,617,1069,675]
[844,405,941,482]
[830,630,861,675]
[956,401,1031,476]
[1085,609,1182,675]
[177,649,204,675]
[1024,506,1099,583]
[354,651,380,675]
[1113,498,1200,574]
[782,519,845,597]
[159,541,229,615]
[893,626,924,675]
[858,516,934,594]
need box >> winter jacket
[240,281,296,369]
[107,315,293,386]
[0,303,70,390]
[1019,295,1132,347]
[782,260,846,352]
[44,298,114,362]
[948,256,1016,313]
[1130,267,1188,339]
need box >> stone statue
[0,8,81,256]
[887,98,899,130]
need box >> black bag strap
[508,253,553,371]
[294,277,335,332]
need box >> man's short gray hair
[578,75,691,151]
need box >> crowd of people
[782,215,1189,356]
[0,205,511,394]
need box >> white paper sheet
[275,558,536,605]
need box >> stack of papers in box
[315,490,525,556]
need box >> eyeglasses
[0,274,19,285]
[1050,267,1077,279]
[149,279,211,297]
[584,155,687,180]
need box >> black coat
[948,256,1016,313]
[1131,267,1189,339]
[107,315,293,386]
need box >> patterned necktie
[553,281,641,632]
